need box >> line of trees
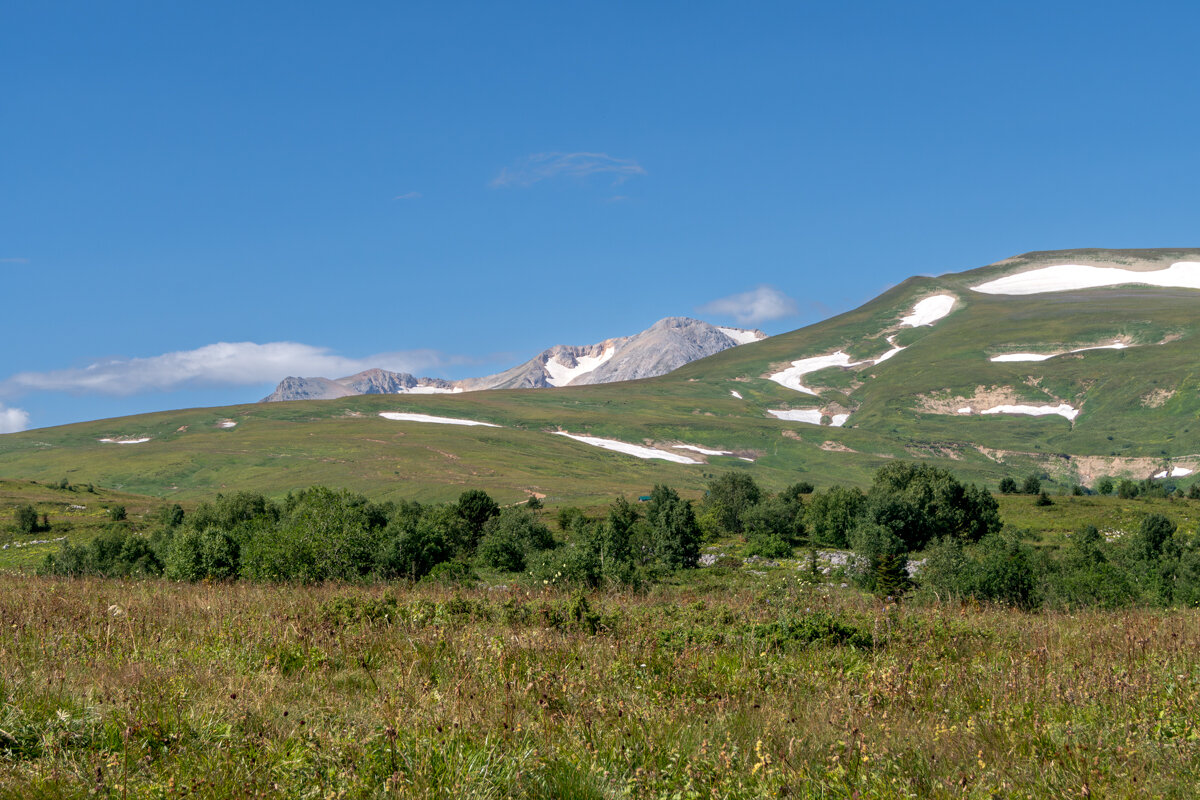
[40,484,704,587]
[35,462,1200,609]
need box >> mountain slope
[5,248,1200,504]
[265,317,766,399]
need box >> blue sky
[3,1,1199,431]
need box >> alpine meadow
[5,2,1200,797]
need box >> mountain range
[261,317,766,401]
[4,248,1200,505]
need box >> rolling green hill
[4,248,1200,504]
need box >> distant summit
[261,317,766,402]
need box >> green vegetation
[0,576,1196,797]
[2,460,1200,794]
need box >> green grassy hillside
[3,248,1200,504]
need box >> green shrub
[804,486,865,547]
[646,485,701,569]
[749,612,874,650]
[13,505,39,535]
[165,527,240,581]
[456,489,499,545]
[848,521,908,596]
[374,517,453,580]
[484,508,555,553]
[477,527,525,572]
[744,533,792,559]
[421,560,478,587]
[703,472,762,534]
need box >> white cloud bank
[3,342,449,396]
[698,286,798,325]
[0,404,30,433]
[491,152,646,188]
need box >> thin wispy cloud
[0,404,30,434]
[2,342,454,397]
[0,258,30,264]
[697,286,799,325]
[393,191,422,200]
[491,152,646,188]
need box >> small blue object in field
[638,496,651,502]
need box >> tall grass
[0,575,1196,797]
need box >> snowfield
[979,404,1079,422]
[875,336,905,363]
[553,432,700,464]
[717,327,766,345]
[972,262,1200,295]
[217,420,238,429]
[767,409,824,425]
[1154,466,1194,479]
[830,414,850,427]
[729,390,743,399]
[378,412,500,427]
[769,352,862,395]
[674,444,733,456]
[990,341,1128,362]
[544,347,615,387]
[900,294,956,327]
[399,386,463,395]
[98,438,151,444]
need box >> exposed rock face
[261,317,767,402]
[260,370,457,402]
[261,376,356,402]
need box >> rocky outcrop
[261,318,766,402]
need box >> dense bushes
[34,463,1200,610]
[919,516,1200,611]
[41,483,707,586]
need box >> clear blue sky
[3,1,1198,431]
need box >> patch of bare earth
[973,446,1196,485]
[918,385,1026,414]
[1070,456,1198,485]
[1142,388,1175,408]
[905,444,964,460]
[820,441,855,453]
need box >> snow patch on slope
[379,412,500,427]
[1155,466,1193,478]
[978,404,1079,421]
[544,348,615,387]
[553,432,699,464]
[769,352,863,396]
[972,262,1200,295]
[990,341,1128,362]
[767,409,824,425]
[99,437,151,444]
[900,295,956,327]
[675,444,733,456]
[399,386,463,395]
[718,327,767,345]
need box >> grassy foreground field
[1,575,1197,798]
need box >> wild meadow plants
[0,573,1196,798]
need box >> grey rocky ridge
[261,317,767,402]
